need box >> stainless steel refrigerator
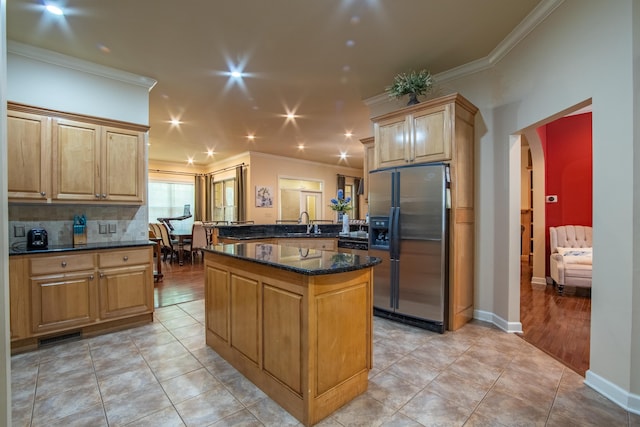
[368,163,448,333]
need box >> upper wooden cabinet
[360,136,374,202]
[372,94,475,169]
[7,110,51,200]
[8,102,148,205]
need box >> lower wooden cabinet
[98,249,154,320]
[31,270,98,334]
[9,245,154,352]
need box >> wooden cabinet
[8,102,148,205]
[101,126,146,203]
[98,248,154,320]
[204,251,373,426]
[29,253,97,334]
[52,118,101,202]
[7,110,51,200]
[371,93,478,331]
[360,136,375,203]
[373,96,456,168]
[9,257,29,340]
[9,246,154,352]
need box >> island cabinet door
[205,264,230,342]
[262,285,303,395]
[31,271,98,334]
[230,274,260,364]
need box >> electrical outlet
[14,225,25,237]
[99,224,107,234]
[108,223,116,234]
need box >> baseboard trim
[531,276,547,286]
[473,309,523,333]
[585,370,640,415]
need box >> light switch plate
[108,223,116,233]
[99,224,107,234]
[14,225,25,237]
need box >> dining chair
[158,223,178,262]
[190,223,208,262]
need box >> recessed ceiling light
[187,157,194,165]
[346,40,355,47]
[340,152,347,160]
[206,149,215,157]
[344,131,353,138]
[298,144,305,150]
[170,119,181,126]
[230,71,242,79]
[247,134,255,141]
[45,4,64,15]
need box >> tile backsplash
[8,204,149,250]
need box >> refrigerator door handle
[394,260,401,309]
[392,206,400,259]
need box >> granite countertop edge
[203,244,381,276]
[9,240,156,256]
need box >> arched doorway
[514,100,593,375]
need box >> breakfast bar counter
[203,242,380,426]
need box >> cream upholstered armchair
[549,225,592,294]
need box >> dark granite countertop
[9,240,156,256]
[203,242,381,276]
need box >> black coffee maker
[27,228,48,250]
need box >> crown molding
[364,0,565,107]
[7,40,157,91]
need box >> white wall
[7,42,153,125]
[446,0,638,411]
[0,2,11,424]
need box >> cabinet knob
[61,261,67,267]
[40,191,46,197]
[89,274,94,280]
[123,256,129,261]
[95,194,100,198]
[99,272,105,278]
[102,194,107,198]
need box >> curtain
[337,175,345,196]
[205,175,212,221]
[194,175,206,222]
[353,177,361,219]
[235,165,246,221]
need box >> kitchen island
[203,242,381,426]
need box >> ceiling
[7,0,542,169]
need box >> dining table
[170,225,193,266]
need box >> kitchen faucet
[298,211,313,233]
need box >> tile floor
[11,299,640,427]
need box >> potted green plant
[386,69,434,105]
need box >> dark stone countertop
[9,240,156,256]
[203,242,381,276]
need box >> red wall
[537,112,592,272]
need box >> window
[148,181,194,224]
[212,178,236,222]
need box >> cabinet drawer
[98,248,150,268]
[30,253,95,275]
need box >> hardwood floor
[154,256,205,308]
[519,261,591,376]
